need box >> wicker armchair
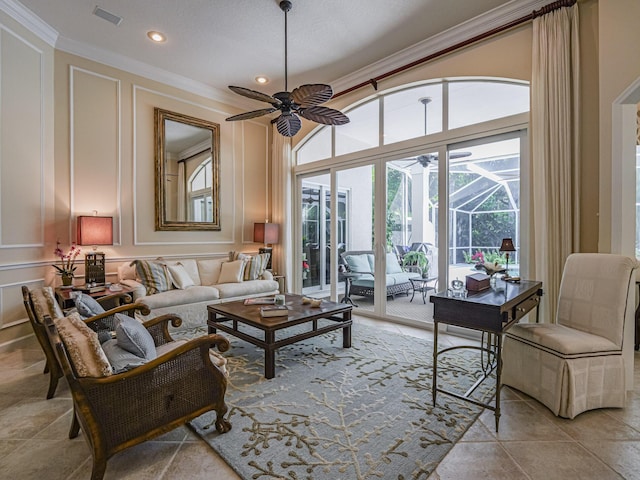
[44,313,231,480]
[21,285,150,399]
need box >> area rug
[181,323,495,480]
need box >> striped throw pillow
[243,253,270,280]
[131,260,172,295]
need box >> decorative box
[466,272,490,292]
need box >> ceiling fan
[406,151,472,168]
[225,0,350,137]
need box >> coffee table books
[260,305,289,317]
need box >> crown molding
[0,0,57,46]
[331,0,549,94]
[56,36,256,108]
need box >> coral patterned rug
[183,323,494,480]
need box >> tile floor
[0,315,639,480]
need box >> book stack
[260,305,289,318]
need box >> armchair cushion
[102,339,147,373]
[115,314,157,360]
[54,312,112,378]
[32,287,64,321]
[75,293,105,318]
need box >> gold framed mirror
[154,108,221,231]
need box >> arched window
[189,158,212,222]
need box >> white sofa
[117,255,279,331]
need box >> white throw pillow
[217,259,246,284]
[168,263,195,289]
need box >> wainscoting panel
[0,26,44,247]
[70,66,121,241]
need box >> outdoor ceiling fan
[406,151,472,168]
[225,0,350,137]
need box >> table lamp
[77,215,113,286]
[499,237,516,278]
[253,222,279,270]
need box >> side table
[272,274,286,294]
[55,284,135,310]
[409,276,438,304]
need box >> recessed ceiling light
[147,31,166,43]
[255,76,269,85]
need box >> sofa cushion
[242,253,270,280]
[118,262,138,281]
[54,313,113,378]
[137,286,220,309]
[345,254,372,274]
[164,259,201,286]
[132,260,172,295]
[115,314,157,360]
[167,263,195,289]
[218,259,246,284]
[215,279,279,299]
[386,253,404,274]
[197,258,225,285]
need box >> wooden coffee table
[207,294,353,379]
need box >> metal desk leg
[432,322,438,406]
[495,333,503,432]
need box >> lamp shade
[77,216,113,246]
[253,223,279,245]
[499,238,516,252]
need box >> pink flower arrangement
[53,241,81,276]
[302,261,310,272]
[471,251,485,264]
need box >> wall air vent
[92,6,123,26]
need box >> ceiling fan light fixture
[225,0,349,137]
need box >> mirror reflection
[154,108,220,230]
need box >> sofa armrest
[261,270,274,281]
[119,279,146,300]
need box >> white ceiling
[12,0,547,105]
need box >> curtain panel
[530,3,580,322]
[271,126,292,292]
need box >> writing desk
[430,279,543,432]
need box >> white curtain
[271,127,293,292]
[177,161,186,221]
[530,3,580,322]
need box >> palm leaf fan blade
[276,114,302,137]
[291,84,333,107]
[226,108,277,121]
[228,86,278,105]
[299,106,350,125]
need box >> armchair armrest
[82,302,151,332]
[96,292,133,310]
[142,313,183,345]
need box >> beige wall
[0,11,55,344]
[0,30,272,346]
[598,0,640,253]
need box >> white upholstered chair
[502,253,638,419]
